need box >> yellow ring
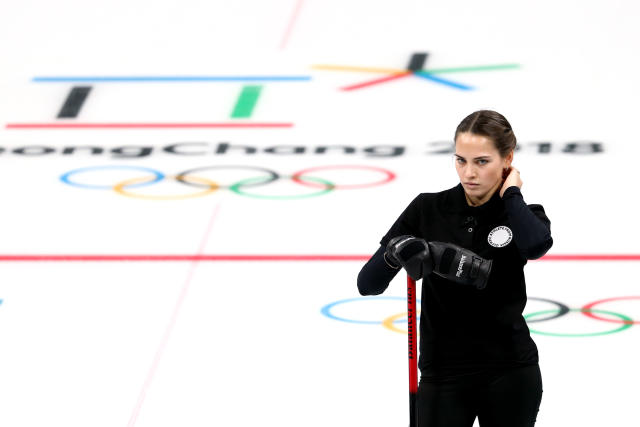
[382,311,421,334]
[114,175,219,200]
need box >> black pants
[417,364,542,427]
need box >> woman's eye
[456,158,487,164]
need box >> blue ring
[320,296,422,325]
[60,166,165,189]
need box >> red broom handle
[407,275,418,427]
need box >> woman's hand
[499,166,522,197]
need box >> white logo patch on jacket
[488,226,513,248]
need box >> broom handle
[407,275,418,427]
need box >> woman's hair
[454,110,516,158]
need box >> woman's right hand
[500,166,522,197]
[385,235,431,281]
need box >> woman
[357,110,553,427]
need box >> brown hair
[454,110,516,158]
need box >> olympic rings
[60,165,165,189]
[321,296,640,337]
[229,175,335,199]
[581,296,640,325]
[175,165,279,189]
[114,175,219,200]
[321,296,422,325]
[60,164,396,200]
[525,309,633,337]
[382,311,422,334]
[525,297,570,323]
[291,165,396,190]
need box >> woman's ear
[506,150,514,164]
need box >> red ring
[291,165,396,189]
[581,296,640,325]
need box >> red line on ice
[126,203,222,427]
[1,254,639,261]
[5,122,293,129]
[280,0,305,49]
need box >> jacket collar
[445,182,504,215]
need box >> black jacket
[357,183,553,378]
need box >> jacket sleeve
[358,194,422,295]
[502,186,553,260]
[357,245,402,295]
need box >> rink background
[1,0,639,426]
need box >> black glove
[385,235,433,281]
[427,241,492,289]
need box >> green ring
[229,175,335,199]
[525,309,633,337]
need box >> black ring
[175,165,280,189]
[526,297,570,323]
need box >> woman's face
[454,132,512,201]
